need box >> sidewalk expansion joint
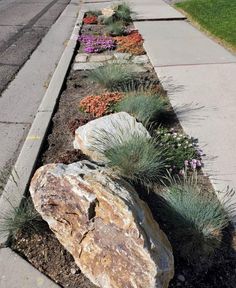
[134,17,186,22]
[155,61,236,68]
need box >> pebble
[177,274,185,282]
[70,268,77,275]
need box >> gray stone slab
[156,63,236,214]
[0,248,59,288]
[0,123,29,173]
[135,21,236,67]
[128,0,185,20]
[73,62,103,70]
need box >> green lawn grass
[176,0,236,50]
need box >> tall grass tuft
[106,21,125,36]
[156,175,234,262]
[115,94,169,124]
[87,62,138,91]
[0,197,43,238]
[103,2,133,25]
[92,126,170,184]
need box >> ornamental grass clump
[0,197,43,238]
[78,35,115,53]
[115,94,169,125]
[79,92,123,117]
[87,62,138,91]
[92,127,170,184]
[102,3,133,25]
[106,21,125,36]
[156,176,233,263]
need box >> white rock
[75,53,88,63]
[114,52,132,60]
[73,62,103,71]
[73,112,150,162]
[132,55,149,64]
[89,54,113,62]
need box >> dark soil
[11,20,236,288]
[12,226,97,288]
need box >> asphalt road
[0,0,70,95]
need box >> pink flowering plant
[78,35,116,53]
[155,127,204,174]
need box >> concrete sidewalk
[134,5,236,217]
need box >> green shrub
[154,127,203,173]
[115,94,169,124]
[106,21,125,36]
[87,62,138,91]
[156,176,232,262]
[92,127,170,184]
[86,10,101,17]
[103,2,133,25]
[114,3,133,23]
[0,197,43,238]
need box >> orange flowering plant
[79,92,123,117]
[114,31,145,55]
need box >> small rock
[114,52,132,60]
[73,62,103,71]
[89,54,113,62]
[177,275,185,282]
[129,63,148,73]
[132,55,149,64]
[75,53,88,63]
[70,268,77,275]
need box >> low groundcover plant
[79,92,123,117]
[78,35,116,53]
[155,127,204,174]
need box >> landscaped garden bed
[2,3,236,288]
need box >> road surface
[0,0,71,95]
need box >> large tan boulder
[73,112,150,162]
[30,160,174,288]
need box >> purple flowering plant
[78,34,116,53]
[155,127,204,174]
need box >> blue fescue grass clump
[156,175,234,263]
[0,197,43,238]
[115,94,169,124]
[92,127,171,185]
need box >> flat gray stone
[130,63,148,73]
[156,63,236,218]
[75,53,88,63]
[73,62,103,70]
[114,52,132,60]
[132,55,149,64]
[128,0,185,20]
[135,21,236,67]
[89,54,114,62]
[0,248,59,288]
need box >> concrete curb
[0,4,85,245]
